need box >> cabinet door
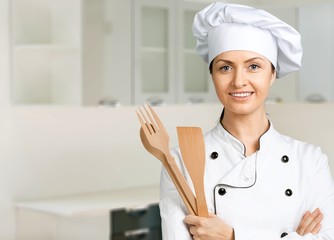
[11,0,82,105]
[133,0,176,106]
[298,3,333,102]
[102,0,132,107]
[177,1,218,105]
[82,0,105,106]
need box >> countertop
[15,185,160,217]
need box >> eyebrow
[215,57,266,65]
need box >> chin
[224,103,264,116]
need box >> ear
[269,70,276,87]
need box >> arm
[183,209,322,240]
[184,151,334,240]
[235,151,334,240]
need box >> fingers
[296,208,323,236]
[184,214,217,226]
[184,215,203,226]
[311,223,321,235]
[307,209,323,234]
[185,216,205,239]
[297,211,312,234]
[185,214,234,240]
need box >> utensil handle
[164,154,197,215]
[196,187,209,217]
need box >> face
[211,50,276,116]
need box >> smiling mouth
[229,92,254,98]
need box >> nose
[232,68,247,88]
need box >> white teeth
[231,92,252,97]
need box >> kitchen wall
[0,103,334,239]
[0,0,10,106]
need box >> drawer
[111,203,161,234]
[112,227,162,240]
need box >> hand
[296,208,323,236]
[184,213,234,240]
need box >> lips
[229,91,254,98]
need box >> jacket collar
[210,120,277,188]
[213,120,276,157]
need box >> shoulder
[278,131,323,156]
[275,130,329,172]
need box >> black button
[211,152,219,159]
[281,232,288,238]
[218,188,226,196]
[285,189,293,197]
[281,155,289,163]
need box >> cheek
[255,73,274,91]
[212,79,229,103]
[212,78,225,95]
[212,74,228,89]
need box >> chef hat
[192,2,302,78]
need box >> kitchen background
[0,0,333,239]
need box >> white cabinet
[10,0,229,106]
[12,0,82,105]
[15,186,159,240]
[103,0,132,106]
[11,1,331,106]
[133,0,176,106]
[11,0,132,107]
[177,1,217,104]
[17,209,108,240]
[298,3,334,102]
[133,0,217,106]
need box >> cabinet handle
[305,93,326,103]
[188,97,204,104]
[126,205,149,217]
[98,97,120,107]
[146,97,164,106]
[124,228,150,239]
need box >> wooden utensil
[139,127,196,215]
[137,104,197,215]
[177,127,208,217]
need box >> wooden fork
[136,104,197,215]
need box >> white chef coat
[160,121,334,240]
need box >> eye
[219,65,232,72]
[249,64,260,71]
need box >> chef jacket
[160,121,334,239]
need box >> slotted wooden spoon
[139,127,197,215]
[177,127,208,217]
[137,104,197,215]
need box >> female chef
[159,2,334,240]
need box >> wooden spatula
[177,127,208,217]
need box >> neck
[221,108,269,156]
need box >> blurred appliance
[110,203,162,240]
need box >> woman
[159,2,334,240]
